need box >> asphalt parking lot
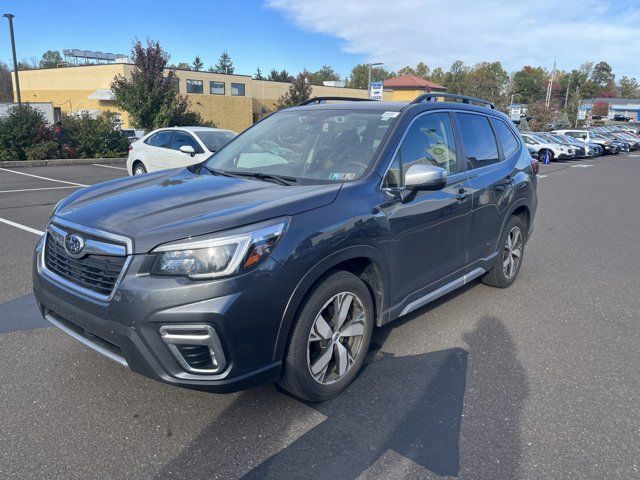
[1,155,640,479]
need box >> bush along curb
[0,158,127,168]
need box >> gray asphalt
[0,156,639,479]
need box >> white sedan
[126,127,237,175]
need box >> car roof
[161,126,236,133]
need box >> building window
[231,83,245,96]
[210,81,225,95]
[186,79,203,94]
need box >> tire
[278,271,374,401]
[481,215,526,289]
[539,149,554,163]
[132,161,147,176]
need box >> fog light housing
[159,325,226,374]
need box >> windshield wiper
[202,165,236,177]
[221,171,298,186]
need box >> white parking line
[571,164,594,168]
[0,167,88,187]
[92,164,127,171]
[0,186,79,194]
[0,217,43,236]
[537,175,548,178]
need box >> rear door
[381,110,472,309]
[143,130,175,171]
[455,113,519,267]
[169,131,206,168]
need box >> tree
[268,68,293,83]
[415,62,430,79]
[591,61,615,90]
[254,67,265,80]
[512,66,547,104]
[308,65,341,85]
[527,101,556,131]
[397,66,416,77]
[617,76,639,98]
[39,50,63,69]
[464,61,509,110]
[0,62,13,102]
[213,51,234,74]
[192,56,204,71]
[174,62,191,70]
[111,40,207,131]
[276,71,312,109]
[443,60,469,94]
[591,101,609,118]
[430,67,445,85]
[346,64,394,89]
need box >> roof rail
[411,93,495,109]
[297,96,371,106]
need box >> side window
[492,118,520,158]
[523,136,535,145]
[171,131,202,152]
[456,113,500,169]
[383,112,460,188]
[146,131,173,148]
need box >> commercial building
[13,64,369,132]
[578,97,640,122]
[383,74,447,101]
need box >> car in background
[521,133,574,162]
[552,129,618,154]
[555,134,602,157]
[610,132,640,149]
[542,133,589,158]
[127,127,238,175]
[121,129,145,143]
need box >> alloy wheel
[503,226,523,280]
[306,292,366,385]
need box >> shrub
[60,111,129,158]
[0,104,59,161]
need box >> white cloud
[266,0,640,75]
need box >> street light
[368,62,383,98]
[3,13,21,105]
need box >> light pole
[367,62,383,98]
[3,13,21,105]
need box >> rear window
[492,118,520,158]
[456,113,500,169]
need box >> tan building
[383,74,447,101]
[14,64,368,132]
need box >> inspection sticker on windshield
[381,111,399,121]
[329,172,356,180]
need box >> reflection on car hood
[54,168,341,253]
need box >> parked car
[543,133,588,158]
[521,133,575,161]
[608,132,640,150]
[554,134,601,157]
[33,94,537,401]
[121,128,145,143]
[552,129,618,154]
[127,127,238,175]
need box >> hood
[54,168,341,253]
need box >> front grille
[45,234,126,297]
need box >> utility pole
[367,62,383,99]
[545,59,557,108]
[564,76,571,108]
[3,13,21,105]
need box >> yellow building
[14,64,369,132]
[383,74,447,101]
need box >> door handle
[456,188,470,201]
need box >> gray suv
[33,94,538,401]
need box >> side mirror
[180,145,196,155]
[404,164,447,190]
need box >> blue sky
[1,0,640,78]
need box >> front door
[381,111,472,310]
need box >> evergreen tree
[254,67,265,80]
[192,56,204,71]
[214,51,234,74]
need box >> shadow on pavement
[155,315,527,479]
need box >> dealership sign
[369,81,383,101]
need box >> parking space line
[0,186,79,194]
[0,167,88,187]
[92,164,127,171]
[0,217,43,236]
[538,174,548,178]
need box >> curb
[0,158,126,168]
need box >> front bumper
[33,235,292,392]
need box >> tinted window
[231,83,245,96]
[186,79,203,94]
[210,81,225,95]
[384,112,460,188]
[195,130,236,152]
[146,130,173,148]
[457,113,499,169]
[492,118,520,158]
[171,131,201,152]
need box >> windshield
[204,109,396,184]
[196,130,237,152]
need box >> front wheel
[482,215,525,288]
[278,271,374,401]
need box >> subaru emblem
[64,233,85,257]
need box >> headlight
[151,222,286,279]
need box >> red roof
[383,74,446,90]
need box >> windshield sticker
[329,172,356,181]
[381,111,400,121]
